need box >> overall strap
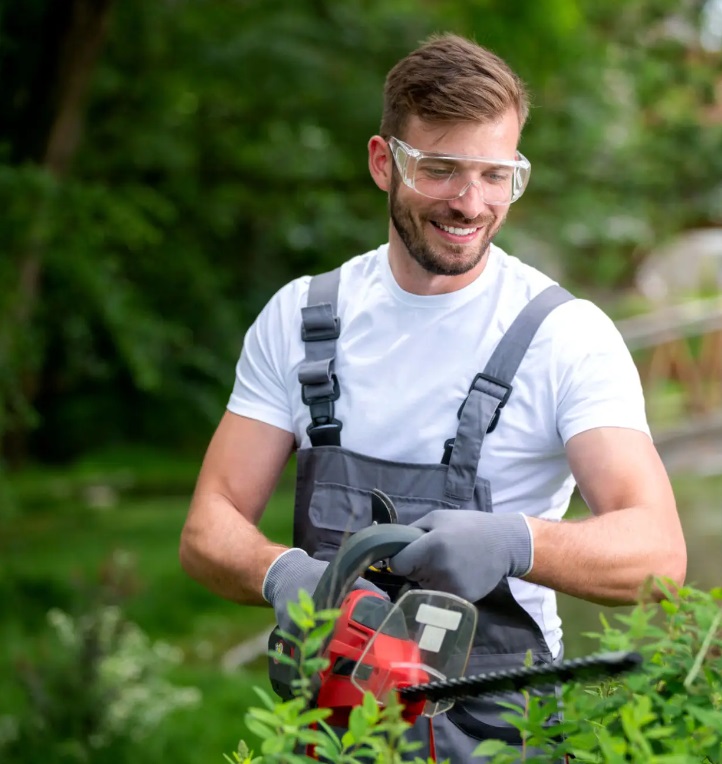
[298,268,343,447]
[444,284,574,502]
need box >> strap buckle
[457,372,512,434]
[301,317,340,342]
[302,375,342,446]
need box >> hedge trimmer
[268,519,641,759]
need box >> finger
[388,536,433,577]
[407,511,441,531]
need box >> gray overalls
[293,268,573,760]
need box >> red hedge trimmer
[268,522,641,759]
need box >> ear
[368,135,392,192]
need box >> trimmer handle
[312,524,424,614]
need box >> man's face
[388,111,521,277]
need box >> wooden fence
[616,297,722,473]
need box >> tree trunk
[1,0,115,465]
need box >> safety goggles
[388,137,531,205]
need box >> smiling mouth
[432,221,480,236]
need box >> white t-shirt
[228,242,650,655]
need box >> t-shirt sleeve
[554,300,651,444]
[227,279,307,434]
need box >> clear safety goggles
[388,137,531,205]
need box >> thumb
[388,534,431,577]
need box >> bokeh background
[1,1,721,762]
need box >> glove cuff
[501,513,534,578]
[262,547,309,604]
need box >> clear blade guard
[350,589,477,717]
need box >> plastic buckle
[306,419,343,446]
[301,374,340,407]
[457,373,512,434]
[301,318,340,342]
[303,375,342,446]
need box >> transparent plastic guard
[350,589,477,717]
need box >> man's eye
[419,162,456,179]
[485,171,511,184]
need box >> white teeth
[437,223,477,236]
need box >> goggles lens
[389,137,531,204]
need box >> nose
[446,181,489,220]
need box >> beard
[388,173,505,276]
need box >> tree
[1,0,720,465]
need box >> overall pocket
[307,481,461,559]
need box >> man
[180,33,686,760]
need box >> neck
[386,228,491,296]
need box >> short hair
[380,33,530,139]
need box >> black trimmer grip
[312,524,425,613]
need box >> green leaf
[298,588,315,615]
[473,739,514,757]
[269,651,299,669]
[296,707,333,727]
[686,705,722,728]
[302,657,330,674]
[260,734,286,755]
[362,690,380,723]
[306,619,336,643]
[247,707,283,726]
[252,686,278,711]
[287,601,314,630]
[341,729,355,748]
[348,704,370,741]
[243,717,273,740]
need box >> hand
[389,510,533,603]
[263,548,385,632]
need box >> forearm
[179,491,287,605]
[524,506,687,605]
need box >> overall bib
[293,268,573,760]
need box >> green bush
[0,558,201,764]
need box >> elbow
[179,523,205,582]
[665,534,688,588]
[671,549,687,589]
[649,543,687,602]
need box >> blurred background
[1,0,721,761]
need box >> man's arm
[179,411,296,605]
[524,426,687,604]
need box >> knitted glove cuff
[262,547,310,604]
[501,513,534,577]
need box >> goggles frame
[388,137,531,205]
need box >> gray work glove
[263,548,386,632]
[389,510,533,604]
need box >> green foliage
[0,569,201,763]
[473,582,722,763]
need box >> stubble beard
[389,174,504,277]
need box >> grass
[0,449,296,764]
[0,449,719,763]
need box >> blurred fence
[617,296,722,474]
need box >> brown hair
[380,33,530,139]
